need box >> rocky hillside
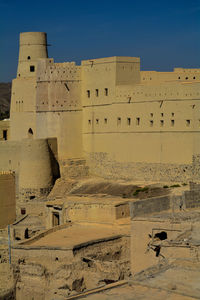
[0,83,11,120]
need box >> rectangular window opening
[150,113,153,117]
[87,90,90,98]
[127,118,131,125]
[95,89,99,97]
[104,118,107,124]
[136,117,140,126]
[88,120,91,125]
[186,120,190,127]
[160,120,164,127]
[3,130,7,140]
[171,119,175,126]
[105,88,108,96]
[150,120,153,127]
[96,119,99,124]
[30,65,35,72]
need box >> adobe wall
[0,139,54,204]
[35,59,83,161]
[0,173,16,228]
[82,65,200,181]
[0,119,10,141]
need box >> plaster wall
[0,120,10,141]
[131,219,193,275]
[0,173,16,228]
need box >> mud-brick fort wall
[35,59,82,161]
[81,56,200,181]
[0,173,16,228]
[0,120,10,141]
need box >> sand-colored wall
[0,173,16,228]
[131,219,192,275]
[0,120,10,141]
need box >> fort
[0,32,200,299]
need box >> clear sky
[0,0,200,82]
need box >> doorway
[52,212,60,227]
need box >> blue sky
[0,0,200,81]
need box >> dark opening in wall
[136,117,140,125]
[186,119,191,126]
[95,89,99,97]
[96,119,99,124]
[178,76,181,79]
[161,113,164,117]
[21,208,26,215]
[193,77,196,79]
[30,65,35,72]
[171,112,174,117]
[150,120,153,127]
[160,120,164,127]
[27,56,31,60]
[24,228,29,239]
[105,88,108,96]
[150,113,153,117]
[3,130,7,140]
[117,117,121,125]
[104,118,107,124]
[28,128,33,138]
[185,77,188,80]
[127,118,131,125]
[87,90,90,98]
[88,120,91,125]
[154,231,167,240]
[30,195,35,200]
[171,119,175,126]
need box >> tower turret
[17,32,48,78]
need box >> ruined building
[1,31,200,204]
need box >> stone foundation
[86,152,200,182]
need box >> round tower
[18,139,53,201]
[17,32,48,78]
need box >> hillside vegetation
[0,83,11,120]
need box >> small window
[150,120,153,127]
[117,117,121,125]
[105,88,108,96]
[88,120,91,125]
[127,118,131,125]
[193,77,196,80]
[185,77,188,80]
[96,119,99,124]
[150,113,153,117]
[104,118,107,124]
[161,113,164,117]
[21,208,26,215]
[171,112,174,117]
[30,65,35,72]
[87,90,90,98]
[178,76,181,79]
[27,56,31,60]
[136,117,140,125]
[171,120,175,126]
[95,89,99,97]
[160,120,164,127]
[186,120,190,126]
[3,130,7,140]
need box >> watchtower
[17,32,48,78]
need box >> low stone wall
[59,158,89,179]
[86,152,199,182]
[130,195,171,218]
[184,190,200,209]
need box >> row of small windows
[88,118,193,127]
[87,88,108,98]
[142,76,197,81]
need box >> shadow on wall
[47,140,60,183]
